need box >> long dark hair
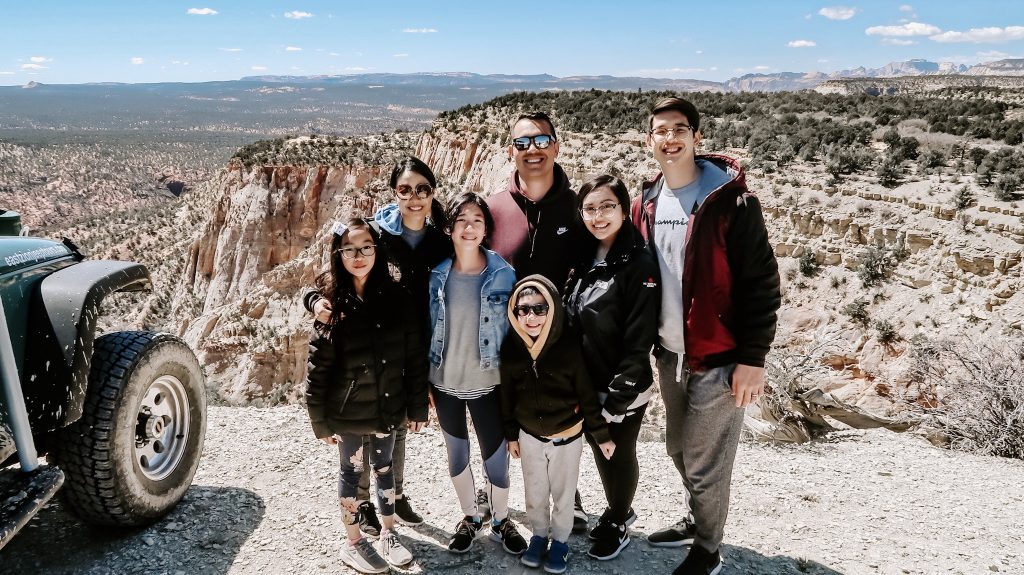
[315,218,392,323]
[443,192,495,250]
[389,155,447,229]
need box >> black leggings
[586,403,647,525]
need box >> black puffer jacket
[565,224,661,417]
[499,275,611,445]
[305,281,429,438]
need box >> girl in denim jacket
[428,192,527,556]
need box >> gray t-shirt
[429,270,499,391]
[401,225,427,249]
[653,160,732,353]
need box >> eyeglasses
[338,245,376,259]
[514,303,550,318]
[581,202,620,221]
[650,125,694,140]
[395,183,434,200]
[511,134,555,151]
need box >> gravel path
[3,405,1022,574]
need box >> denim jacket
[428,249,515,371]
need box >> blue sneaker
[521,535,547,568]
[544,539,569,574]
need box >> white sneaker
[341,538,388,574]
[377,528,414,567]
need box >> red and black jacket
[630,154,781,371]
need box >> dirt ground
[3,405,1022,575]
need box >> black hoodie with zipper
[564,223,661,418]
[499,274,611,445]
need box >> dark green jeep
[0,210,206,548]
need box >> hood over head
[507,274,564,360]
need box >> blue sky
[1,1,1022,85]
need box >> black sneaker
[572,491,588,533]
[448,516,482,554]
[394,496,424,526]
[587,522,630,561]
[673,545,722,575]
[648,516,696,548]
[358,501,381,537]
[589,508,637,541]
[490,518,528,555]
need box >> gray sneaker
[377,528,413,567]
[341,538,389,574]
[648,517,697,548]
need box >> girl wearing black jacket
[304,156,450,530]
[305,218,428,574]
[564,175,662,561]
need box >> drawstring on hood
[507,274,563,361]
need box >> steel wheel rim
[134,375,190,481]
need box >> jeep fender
[23,261,151,432]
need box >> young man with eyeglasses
[631,97,780,575]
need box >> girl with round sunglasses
[305,218,429,574]
[426,192,527,555]
[564,174,662,561]
[303,156,450,529]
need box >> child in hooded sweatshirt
[500,274,616,574]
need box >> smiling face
[647,110,701,168]
[508,118,559,179]
[580,185,625,244]
[340,228,375,281]
[450,202,486,251]
[515,292,548,338]
[394,170,433,223]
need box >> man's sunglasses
[513,303,550,318]
[395,183,434,200]
[511,134,555,151]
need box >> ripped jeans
[337,432,396,525]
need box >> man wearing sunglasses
[487,111,589,293]
[631,97,780,575]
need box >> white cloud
[285,46,302,51]
[29,56,51,63]
[930,26,1024,44]
[817,58,830,63]
[284,11,313,19]
[187,8,218,15]
[804,13,813,20]
[819,7,858,20]
[402,28,437,33]
[695,49,703,54]
[393,53,409,58]
[0,71,15,75]
[754,65,772,71]
[220,48,243,52]
[21,63,47,70]
[899,4,914,12]
[345,66,372,71]
[251,65,268,71]
[171,60,190,65]
[977,50,1013,60]
[882,38,915,46]
[131,57,144,65]
[328,52,340,56]
[865,22,941,36]
[788,40,817,48]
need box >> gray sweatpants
[518,430,583,543]
[656,350,744,553]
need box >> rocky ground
[3,405,1022,575]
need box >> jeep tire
[50,331,207,526]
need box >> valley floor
[3,405,1022,575]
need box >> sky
[1,1,1022,85]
